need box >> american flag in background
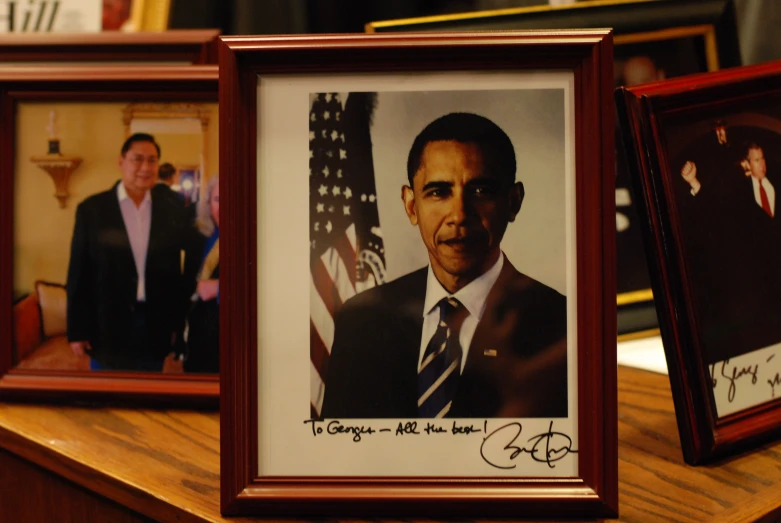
[309,92,386,417]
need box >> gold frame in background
[129,0,172,31]
[365,0,655,33]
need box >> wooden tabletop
[0,366,780,522]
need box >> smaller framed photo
[617,59,781,464]
[0,65,220,406]
[0,29,220,64]
[367,0,742,337]
[219,31,616,517]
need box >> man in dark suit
[321,113,567,419]
[678,139,781,364]
[66,133,193,371]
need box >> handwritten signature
[479,421,577,469]
[303,419,483,442]
[710,360,759,403]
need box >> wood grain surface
[0,366,780,522]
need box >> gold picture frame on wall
[367,0,742,338]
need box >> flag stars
[344,187,352,199]
[323,166,330,177]
[309,131,315,141]
[339,149,347,160]
[336,112,341,121]
[328,205,335,213]
[314,222,320,231]
[341,133,345,141]
[332,186,341,196]
[324,111,331,120]
[326,150,333,158]
[325,93,332,102]
[309,150,314,159]
[318,185,328,196]
[321,129,327,138]
[336,169,343,178]
[331,130,339,141]
[361,194,367,202]
[316,203,325,213]
[310,112,316,122]
[369,194,376,202]
[343,205,350,216]
[325,221,333,233]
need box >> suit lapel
[146,190,166,274]
[396,269,427,407]
[452,257,523,417]
[104,182,137,277]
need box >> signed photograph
[660,100,781,418]
[617,58,781,464]
[221,31,615,516]
[12,100,219,376]
[257,74,577,477]
[311,91,568,422]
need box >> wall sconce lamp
[30,110,83,209]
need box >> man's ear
[508,181,524,222]
[402,185,418,226]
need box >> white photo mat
[256,71,578,477]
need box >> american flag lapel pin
[483,348,498,357]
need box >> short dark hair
[406,112,516,186]
[744,140,763,158]
[158,162,176,181]
[121,132,160,158]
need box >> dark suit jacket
[321,258,568,419]
[676,147,781,363]
[66,181,194,368]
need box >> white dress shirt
[417,253,504,373]
[751,176,775,217]
[117,182,152,301]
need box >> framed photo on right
[617,60,781,464]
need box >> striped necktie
[418,297,468,418]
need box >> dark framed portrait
[0,65,219,405]
[367,0,742,337]
[0,29,220,64]
[617,59,781,464]
[219,31,616,517]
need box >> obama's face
[402,140,523,293]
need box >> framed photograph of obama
[617,60,781,464]
[219,32,616,517]
[366,0,742,337]
[0,65,220,406]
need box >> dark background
[169,0,781,66]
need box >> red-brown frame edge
[0,29,220,64]
[616,60,781,464]
[0,65,220,408]
[219,31,617,517]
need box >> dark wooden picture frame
[0,65,219,406]
[219,31,616,517]
[367,0,741,338]
[616,61,781,464]
[0,29,220,64]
